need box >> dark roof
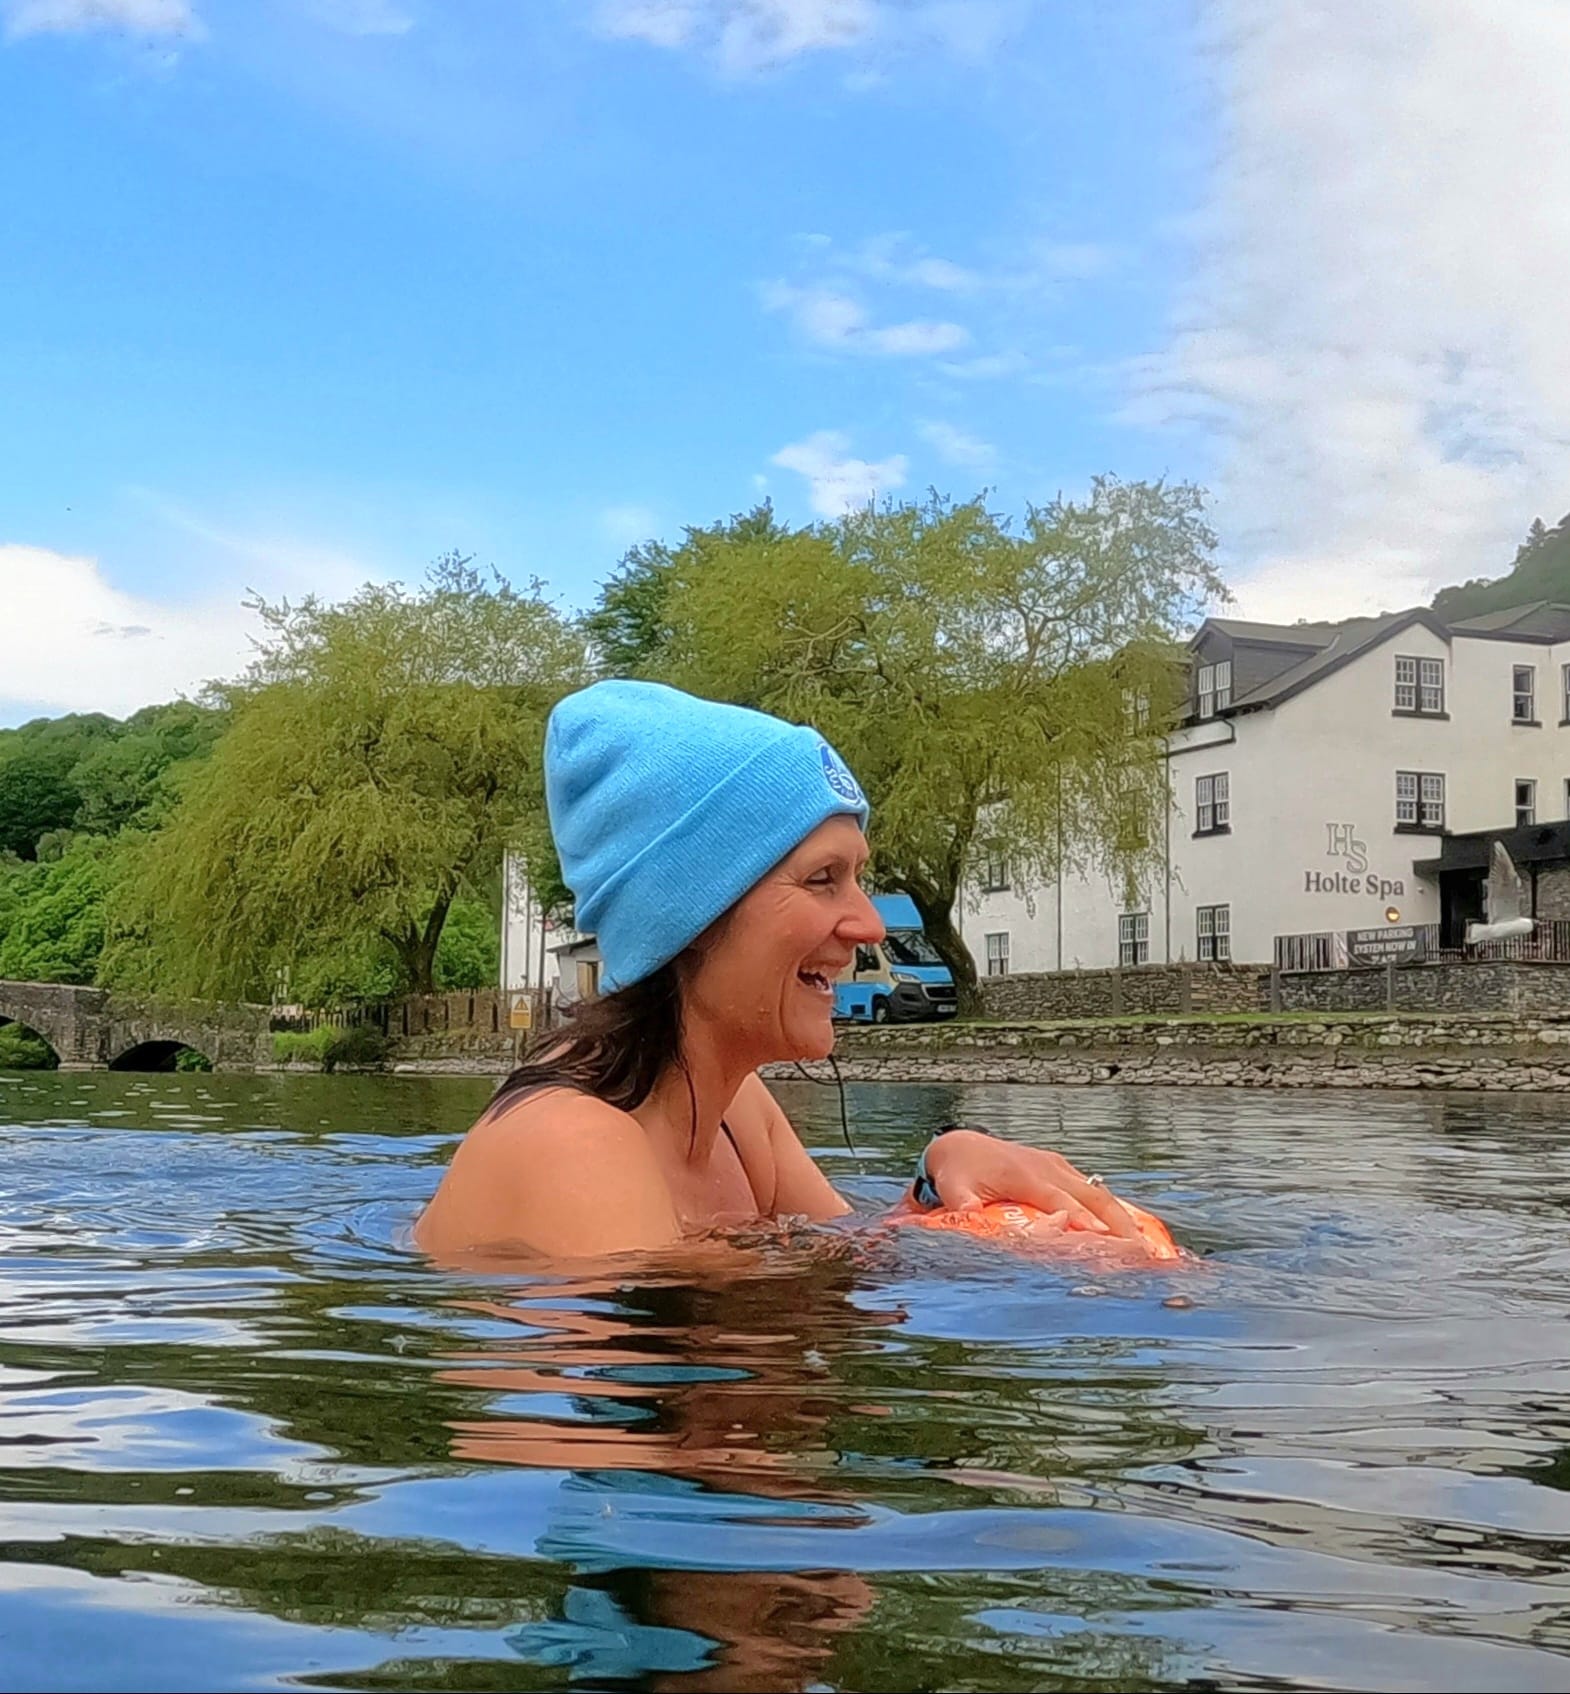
[1412,820,1570,876]
[1447,602,1570,641]
[1200,618,1343,648]
[1188,599,1570,717]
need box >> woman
[416,680,1146,1260]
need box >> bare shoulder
[728,1069,791,1133]
[729,1071,851,1222]
[414,1087,680,1259]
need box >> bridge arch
[0,1013,62,1069]
[0,989,76,1066]
[109,1039,214,1073]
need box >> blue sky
[6,0,1569,723]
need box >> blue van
[833,894,958,1023]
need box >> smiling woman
[416,681,1153,1261]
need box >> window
[1565,777,1570,819]
[1563,663,1570,723]
[1395,654,1445,714]
[1421,773,1445,828]
[1513,664,1537,723]
[1197,904,1231,962]
[984,931,1010,977]
[981,855,1010,893]
[1195,771,1230,834]
[1515,779,1536,828]
[1214,660,1232,709]
[1118,911,1149,968]
[1122,687,1150,732]
[1196,663,1215,720]
[1396,770,1446,830]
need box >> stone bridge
[0,980,273,1070]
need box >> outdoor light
[1385,907,1402,923]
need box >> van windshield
[884,929,944,967]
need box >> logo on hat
[819,742,864,805]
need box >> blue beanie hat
[545,680,870,992]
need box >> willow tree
[592,485,1223,1005]
[105,556,588,1000]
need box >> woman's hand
[920,1129,1143,1242]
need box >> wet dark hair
[486,957,691,1123]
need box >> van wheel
[872,999,890,1024]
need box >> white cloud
[595,0,878,73]
[1132,0,1570,624]
[761,280,969,357]
[592,0,1020,74]
[4,0,195,35]
[917,420,996,470]
[0,544,267,720]
[599,504,658,549]
[850,233,982,292]
[303,0,413,35]
[936,350,1028,381]
[770,430,907,517]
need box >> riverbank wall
[757,1014,1570,1090]
[347,1011,1570,1090]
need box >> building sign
[1304,822,1406,901]
[1345,925,1425,965]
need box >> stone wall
[1277,960,1570,1014]
[763,1013,1570,1091]
[978,963,1270,1020]
[1536,865,1570,924]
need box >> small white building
[962,602,1570,974]
[499,851,584,995]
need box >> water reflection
[436,1244,890,1690]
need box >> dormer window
[1196,659,1231,719]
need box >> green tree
[593,486,1220,1004]
[1432,512,1570,620]
[70,699,228,835]
[433,894,500,989]
[0,837,117,983]
[0,712,126,857]
[104,556,587,1000]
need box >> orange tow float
[889,1195,1183,1262]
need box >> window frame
[1196,903,1231,963]
[1513,663,1538,724]
[1396,770,1446,831]
[1394,653,1445,715]
[1214,659,1232,710]
[1118,910,1150,968]
[1515,778,1537,829]
[1194,770,1231,835]
[1562,663,1570,726]
[1196,662,1215,720]
[1122,687,1151,733]
[980,855,1011,894]
[983,930,1010,978]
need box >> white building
[962,602,1570,974]
[500,851,584,996]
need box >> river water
[1,1069,1568,1692]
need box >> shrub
[173,1046,213,1072]
[324,1022,389,1072]
[271,1022,389,1072]
[272,1027,336,1067]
